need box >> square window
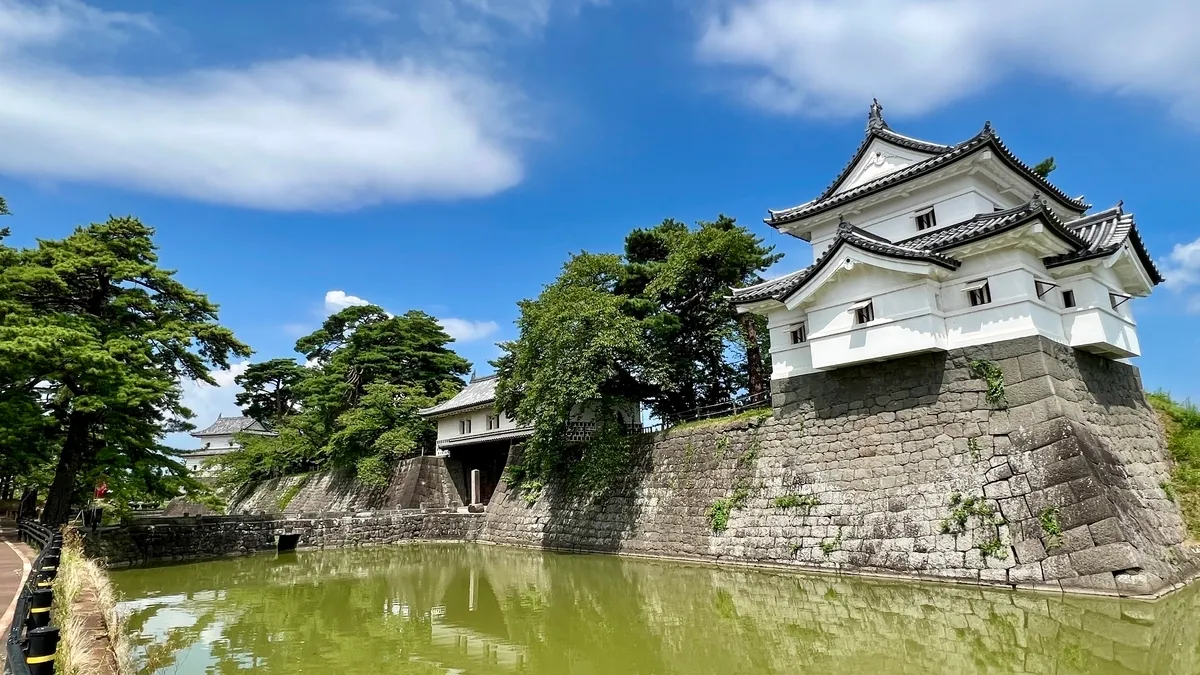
[790,323,807,344]
[964,279,991,307]
[915,208,937,231]
[849,299,874,324]
[1062,290,1076,308]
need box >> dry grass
[52,531,135,675]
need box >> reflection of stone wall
[229,455,464,515]
[79,512,483,568]
[112,541,1200,675]
[481,336,1199,597]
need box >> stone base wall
[80,511,483,568]
[229,455,466,515]
[480,336,1199,597]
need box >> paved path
[0,519,34,671]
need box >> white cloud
[165,360,250,449]
[1163,237,1200,313]
[438,317,500,342]
[697,0,1200,124]
[324,290,373,314]
[348,0,605,41]
[321,289,498,342]
[0,0,525,211]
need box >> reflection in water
[112,545,1200,675]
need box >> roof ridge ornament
[1029,191,1044,210]
[1117,199,1124,213]
[867,98,887,132]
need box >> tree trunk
[741,314,765,398]
[41,411,92,526]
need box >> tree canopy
[495,215,780,492]
[235,358,306,424]
[0,217,250,524]
[214,306,469,488]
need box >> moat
[112,544,1200,675]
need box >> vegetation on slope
[1149,392,1200,538]
[53,530,135,675]
[213,307,468,489]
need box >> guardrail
[4,520,62,675]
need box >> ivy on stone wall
[969,360,1009,409]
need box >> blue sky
[2,0,1199,449]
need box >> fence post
[25,626,60,675]
[26,588,53,630]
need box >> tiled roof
[1044,205,1165,284]
[730,222,960,304]
[816,102,953,202]
[894,198,1088,252]
[767,116,1090,228]
[733,196,1164,307]
[419,375,498,418]
[190,416,263,437]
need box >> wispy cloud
[345,0,605,44]
[1163,237,1200,313]
[438,317,500,342]
[0,0,526,211]
[697,0,1200,125]
[322,289,498,342]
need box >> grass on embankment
[667,407,772,434]
[1149,392,1200,540]
[52,530,134,675]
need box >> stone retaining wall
[229,455,466,515]
[479,336,1199,597]
[79,511,483,568]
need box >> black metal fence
[642,389,772,434]
[4,520,62,675]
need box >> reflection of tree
[113,545,1200,675]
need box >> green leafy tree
[215,305,469,486]
[235,358,306,423]
[621,216,782,411]
[1032,156,1057,178]
[496,215,780,490]
[0,217,250,525]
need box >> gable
[834,138,940,196]
[783,242,952,311]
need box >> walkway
[0,519,34,671]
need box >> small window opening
[1062,290,1076,309]
[849,299,874,325]
[790,323,808,345]
[459,419,472,435]
[964,279,992,307]
[1034,280,1058,299]
[915,208,937,231]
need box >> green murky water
[112,545,1200,675]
